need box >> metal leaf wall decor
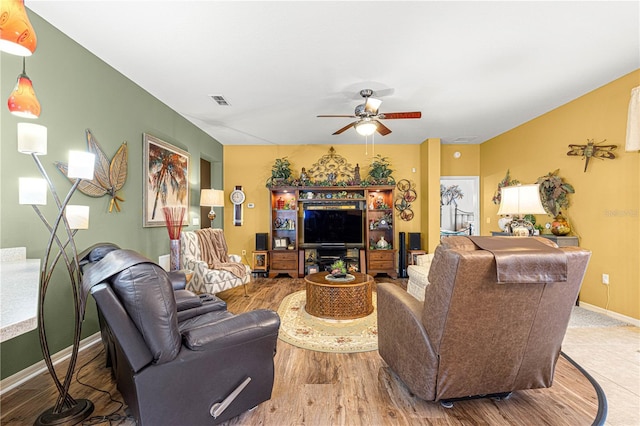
[55,129,128,212]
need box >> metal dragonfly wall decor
[567,139,617,172]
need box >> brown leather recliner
[82,248,280,425]
[377,236,590,405]
[79,243,228,374]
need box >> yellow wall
[441,144,480,176]
[223,144,423,258]
[481,70,640,320]
[422,139,442,252]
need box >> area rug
[568,306,629,328]
[277,290,378,353]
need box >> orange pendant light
[8,58,41,118]
[0,0,38,56]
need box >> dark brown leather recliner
[377,236,590,406]
[82,248,280,425]
[79,243,228,374]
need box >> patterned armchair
[180,229,250,294]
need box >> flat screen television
[302,208,364,247]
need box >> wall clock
[230,186,245,226]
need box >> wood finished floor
[0,276,600,426]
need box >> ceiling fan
[317,89,421,136]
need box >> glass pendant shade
[8,66,41,118]
[0,0,37,56]
[355,120,377,136]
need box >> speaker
[408,232,421,250]
[255,233,268,251]
[398,232,408,278]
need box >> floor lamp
[17,123,96,425]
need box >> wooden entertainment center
[268,185,397,278]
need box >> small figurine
[300,167,309,183]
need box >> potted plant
[329,259,347,278]
[366,154,395,185]
[266,157,293,187]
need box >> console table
[490,232,579,247]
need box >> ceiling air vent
[209,95,230,106]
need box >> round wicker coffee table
[305,272,374,320]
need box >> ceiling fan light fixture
[364,97,382,114]
[355,120,377,136]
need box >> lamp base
[35,399,94,426]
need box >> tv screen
[303,209,363,246]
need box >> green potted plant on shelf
[366,154,395,185]
[266,157,293,187]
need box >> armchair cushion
[110,261,181,364]
[407,253,434,301]
[183,309,280,351]
[181,230,251,294]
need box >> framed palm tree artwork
[143,134,190,227]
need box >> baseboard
[0,332,102,395]
[578,302,640,328]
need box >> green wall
[0,12,223,379]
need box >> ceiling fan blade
[317,114,357,118]
[364,97,382,114]
[333,121,357,135]
[379,112,422,119]
[375,121,392,136]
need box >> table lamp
[200,189,225,227]
[497,184,547,236]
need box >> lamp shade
[8,67,40,118]
[0,0,37,56]
[355,120,377,136]
[200,189,225,207]
[19,177,46,205]
[497,184,547,216]
[67,151,95,179]
[17,122,47,154]
[65,205,90,230]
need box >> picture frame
[252,251,268,272]
[143,134,190,227]
[274,237,289,249]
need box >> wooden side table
[252,251,268,272]
[408,249,426,265]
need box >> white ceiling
[28,1,639,146]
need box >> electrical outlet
[241,249,246,256]
[602,273,609,285]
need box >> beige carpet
[277,290,378,353]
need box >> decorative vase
[551,212,571,236]
[170,239,180,271]
[277,197,285,210]
[376,236,389,249]
[498,215,512,232]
